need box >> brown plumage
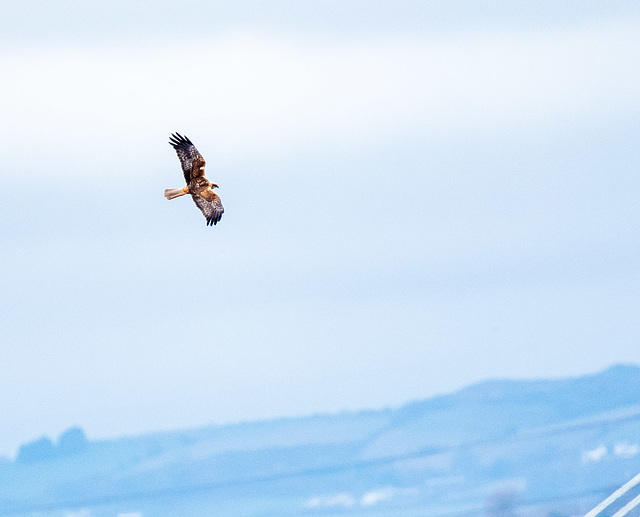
[164,133,224,226]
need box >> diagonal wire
[584,472,640,517]
[611,493,640,517]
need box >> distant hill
[2,364,640,517]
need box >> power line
[585,472,640,517]
[612,493,640,517]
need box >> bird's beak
[211,184,219,189]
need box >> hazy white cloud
[581,445,607,463]
[613,442,639,458]
[306,492,356,509]
[306,486,409,509]
[65,509,93,517]
[1,18,639,178]
[582,442,640,462]
[361,487,397,506]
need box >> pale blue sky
[1,1,639,458]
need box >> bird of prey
[164,133,224,226]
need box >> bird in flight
[164,133,224,226]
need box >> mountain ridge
[13,363,640,462]
[4,363,640,517]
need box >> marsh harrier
[164,133,224,226]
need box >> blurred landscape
[3,364,640,517]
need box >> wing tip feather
[168,132,194,149]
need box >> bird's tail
[164,187,188,200]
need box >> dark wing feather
[169,132,206,184]
[191,193,224,226]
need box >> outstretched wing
[191,192,224,226]
[169,132,206,183]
